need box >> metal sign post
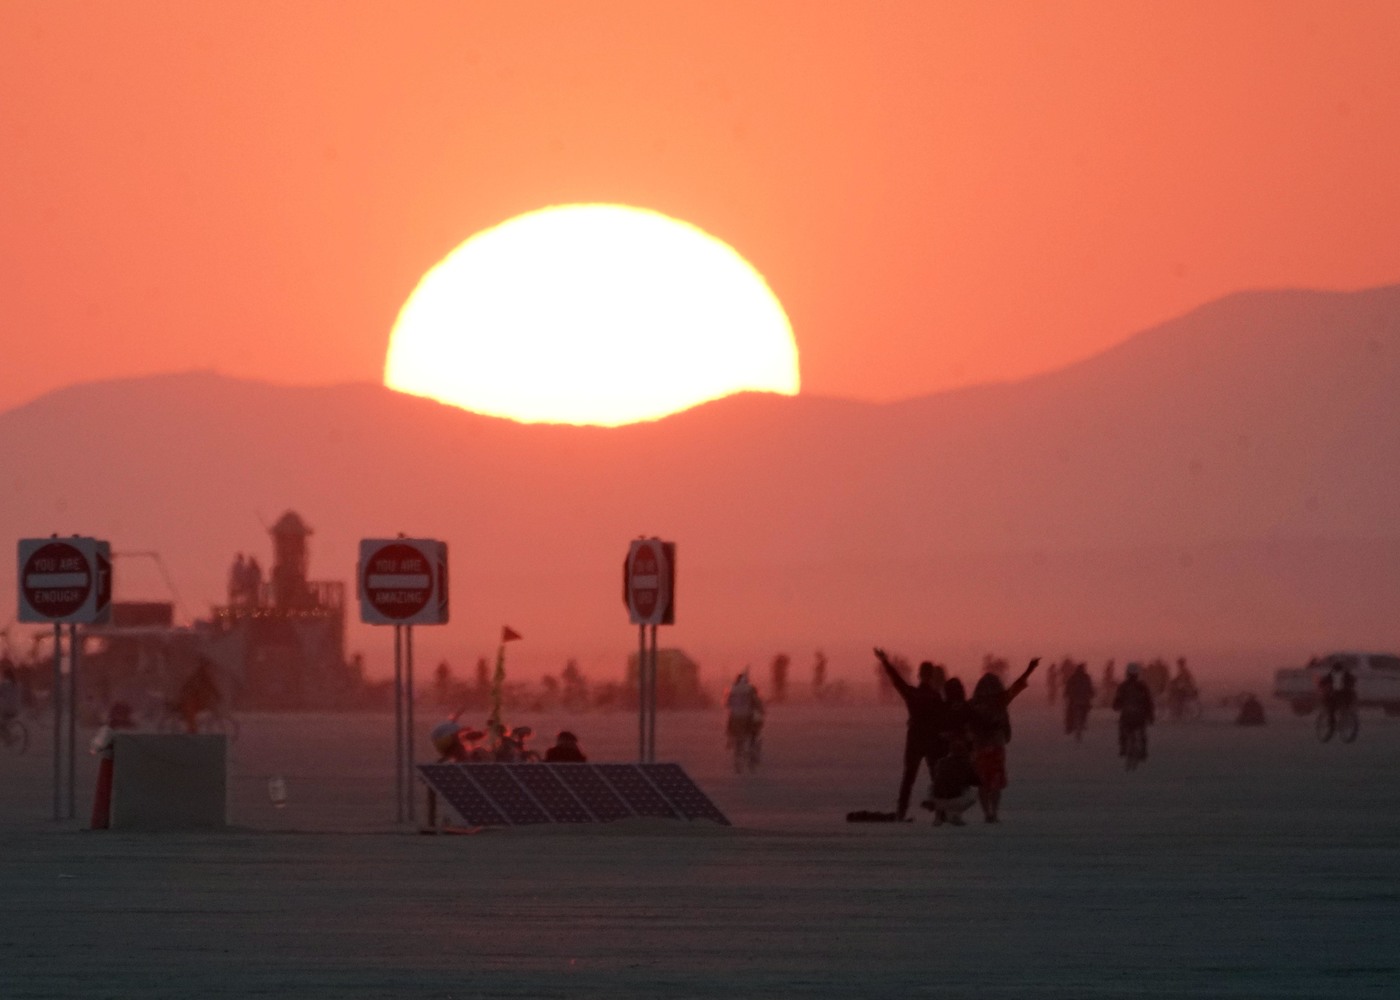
[647,624,658,763]
[624,539,675,765]
[405,623,415,823]
[393,624,404,824]
[358,537,449,825]
[51,624,61,821]
[68,623,78,819]
[18,535,112,823]
[637,624,647,761]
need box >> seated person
[544,730,587,762]
[924,737,980,826]
[1235,694,1266,726]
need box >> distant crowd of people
[1045,656,1200,716]
[1051,658,1165,751]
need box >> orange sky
[4,1,1400,415]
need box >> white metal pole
[647,624,658,762]
[637,624,646,762]
[393,624,403,824]
[68,624,78,819]
[405,624,415,824]
[52,623,61,821]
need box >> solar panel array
[417,762,730,828]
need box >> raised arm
[1005,657,1041,703]
[874,647,915,698]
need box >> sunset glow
[384,205,799,425]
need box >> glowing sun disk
[384,204,799,425]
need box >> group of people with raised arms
[871,650,1175,821]
[874,649,1041,825]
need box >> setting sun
[383,204,799,426]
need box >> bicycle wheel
[1125,729,1146,771]
[1315,710,1335,743]
[1338,709,1359,744]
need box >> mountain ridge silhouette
[4,284,1399,674]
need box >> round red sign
[362,542,434,620]
[22,541,92,619]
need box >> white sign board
[17,536,113,624]
[624,538,675,626]
[358,538,449,625]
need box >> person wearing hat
[1112,662,1155,761]
[430,712,482,763]
[544,730,587,762]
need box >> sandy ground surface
[2,698,1399,998]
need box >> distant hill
[4,285,1400,681]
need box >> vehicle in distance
[1273,652,1400,716]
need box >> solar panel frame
[595,763,681,819]
[506,764,595,823]
[640,763,731,825]
[465,764,552,825]
[417,764,509,827]
[550,763,634,823]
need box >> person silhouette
[874,648,946,822]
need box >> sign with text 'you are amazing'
[358,538,449,626]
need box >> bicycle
[1122,724,1147,771]
[1165,690,1203,722]
[1315,702,1359,744]
[727,721,762,773]
[1065,703,1090,742]
[454,724,540,762]
[0,715,28,755]
[499,725,541,762]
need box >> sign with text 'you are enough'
[358,539,449,626]
[17,537,113,624]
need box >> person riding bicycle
[1063,662,1095,737]
[1318,661,1357,732]
[725,671,765,762]
[1166,658,1199,718]
[1112,663,1155,761]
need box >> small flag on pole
[487,626,520,745]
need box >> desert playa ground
[2,698,1398,999]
